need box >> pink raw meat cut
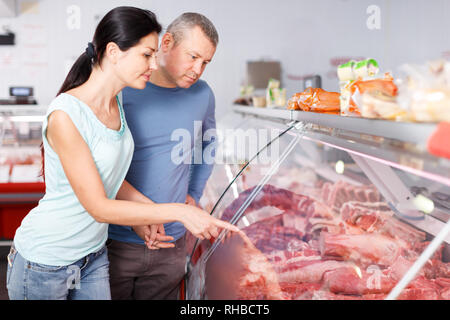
[236,233,286,300]
[434,261,450,278]
[340,201,391,227]
[279,282,322,300]
[391,276,442,300]
[266,242,321,264]
[322,181,381,211]
[311,290,364,300]
[397,288,441,300]
[323,266,396,295]
[221,184,315,222]
[413,242,444,260]
[319,232,403,266]
[276,259,352,283]
[340,201,426,244]
[440,287,450,300]
[435,277,450,288]
[243,216,304,253]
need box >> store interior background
[0,0,449,117]
[1,0,450,301]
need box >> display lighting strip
[301,135,450,188]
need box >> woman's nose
[149,56,158,71]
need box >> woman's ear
[105,42,121,64]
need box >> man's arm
[187,90,217,204]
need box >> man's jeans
[6,243,111,300]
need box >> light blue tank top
[14,93,134,266]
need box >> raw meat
[319,232,403,266]
[322,266,396,295]
[340,201,426,243]
[221,184,315,222]
[322,181,380,211]
[207,183,449,301]
[236,232,286,300]
[276,259,353,283]
[279,282,322,300]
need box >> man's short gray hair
[167,12,219,47]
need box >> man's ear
[105,42,121,64]
[160,32,175,52]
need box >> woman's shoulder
[46,93,92,133]
[48,92,78,110]
[47,92,89,119]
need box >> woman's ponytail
[57,44,95,96]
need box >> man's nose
[192,60,203,75]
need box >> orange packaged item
[348,74,398,115]
[287,87,340,114]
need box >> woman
[6,6,238,300]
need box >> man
[107,12,218,300]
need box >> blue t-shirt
[108,80,216,244]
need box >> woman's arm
[116,180,174,249]
[46,110,238,239]
[116,180,153,204]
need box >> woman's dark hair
[40,6,162,180]
[57,6,162,95]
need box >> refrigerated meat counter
[0,106,45,243]
[184,106,450,300]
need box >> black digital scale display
[0,87,37,105]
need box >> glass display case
[0,106,45,241]
[185,106,450,300]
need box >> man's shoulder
[192,79,213,94]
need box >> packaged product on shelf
[338,59,378,117]
[338,58,399,118]
[233,84,254,106]
[287,87,340,114]
[252,96,267,108]
[397,59,450,122]
[352,73,401,119]
[354,58,380,78]
[266,78,286,108]
[240,84,254,97]
[361,91,406,120]
[337,60,357,82]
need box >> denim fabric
[6,244,111,300]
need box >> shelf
[0,105,47,118]
[232,105,450,187]
[0,105,46,112]
[232,105,437,145]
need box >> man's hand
[132,224,174,250]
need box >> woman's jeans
[6,243,111,300]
